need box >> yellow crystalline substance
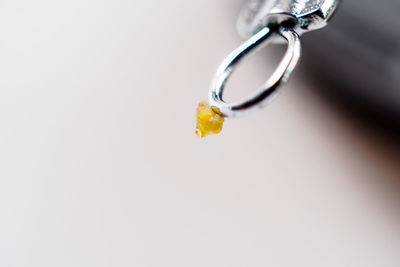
[195,101,225,138]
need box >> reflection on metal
[208,0,341,117]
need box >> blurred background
[1,0,400,266]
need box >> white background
[1,1,400,266]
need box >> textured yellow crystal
[195,101,225,138]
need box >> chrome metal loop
[208,27,301,118]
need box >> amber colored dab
[195,101,225,138]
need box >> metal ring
[208,27,301,118]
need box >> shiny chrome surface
[208,0,341,118]
[209,27,301,118]
[238,0,341,39]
